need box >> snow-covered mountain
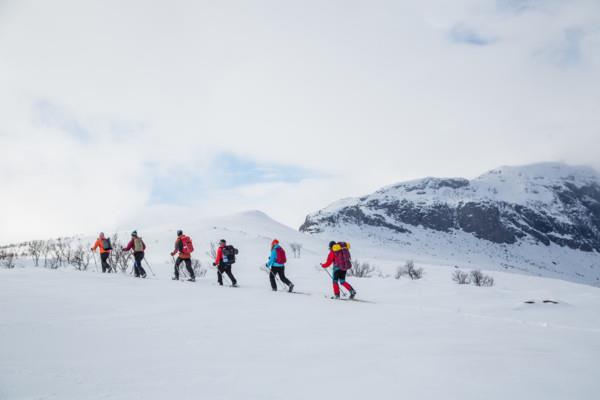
[300,163,600,286]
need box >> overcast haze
[1,0,599,244]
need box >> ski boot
[187,277,195,282]
[288,283,294,293]
[349,289,357,299]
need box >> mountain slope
[300,163,600,285]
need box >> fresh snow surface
[1,211,600,399]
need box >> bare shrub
[28,240,45,267]
[110,234,132,273]
[347,259,376,278]
[0,250,17,269]
[452,269,470,284]
[289,242,303,258]
[470,269,494,287]
[54,238,74,266]
[192,259,207,277]
[70,243,91,271]
[207,242,218,262]
[396,260,423,280]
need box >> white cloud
[0,0,599,243]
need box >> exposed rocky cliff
[301,163,600,253]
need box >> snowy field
[1,212,600,399]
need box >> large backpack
[133,237,144,252]
[101,238,112,251]
[332,242,352,271]
[222,245,238,264]
[275,246,287,264]
[180,235,194,254]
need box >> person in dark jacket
[212,239,237,287]
[122,230,147,278]
[266,239,294,292]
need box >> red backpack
[180,235,194,254]
[275,246,287,264]
[332,242,352,271]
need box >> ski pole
[172,255,188,279]
[321,265,348,297]
[91,250,98,273]
[261,265,286,291]
[143,258,156,276]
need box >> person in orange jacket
[170,230,195,282]
[91,232,113,273]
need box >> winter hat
[177,230,183,236]
[131,230,138,237]
[219,239,226,244]
[271,239,279,247]
[329,241,336,249]
[99,232,105,239]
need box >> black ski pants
[174,257,194,279]
[100,252,112,273]
[217,263,237,285]
[269,266,292,290]
[133,252,146,278]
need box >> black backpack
[222,245,238,264]
[102,238,112,251]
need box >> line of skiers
[91,230,357,298]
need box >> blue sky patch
[31,99,90,142]
[147,153,318,206]
[449,24,496,46]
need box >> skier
[91,232,113,273]
[320,241,357,299]
[212,239,238,287]
[170,230,195,282]
[266,239,294,292]
[122,231,147,278]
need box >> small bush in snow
[469,269,494,287]
[289,242,303,258]
[109,234,132,273]
[347,260,376,278]
[28,240,44,267]
[0,250,17,269]
[452,270,470,284]
[396,260,423,280]
[70,243,91,271]
[192,259,207,277]
[207,242,218,261]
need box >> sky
[0,0,599,244]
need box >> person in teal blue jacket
[266,239,294,292]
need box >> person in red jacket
[122,230,147,278]
[321,241,356,299]
[212,239,238,287]
[170,230,195,282]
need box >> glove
[212,262,216,266]
[170,251,175,256]
[320,263,325,268]
[90,248,94,252]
